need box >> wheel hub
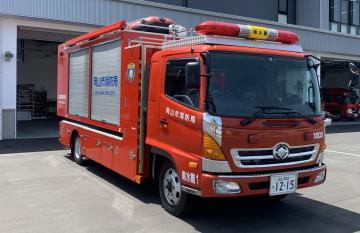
[166,179,174,192]
[163,168,181,206]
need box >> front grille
[230,144,319,168]
[241,155,312,166]
[238,146,314,157]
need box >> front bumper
[196,164,326,197]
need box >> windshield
[206,52,322,117]
[334,95,350,105]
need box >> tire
[333,111,342,121]
[72,134,85,165]
[159,162,190,216]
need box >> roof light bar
[127,16,174,34]
[195,21,299,44]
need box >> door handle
[160,118,168,128]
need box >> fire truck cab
[57,17,328,216]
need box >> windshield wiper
[240,106,292,126]
[279,111,317,125]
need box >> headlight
[347,109,353,114]
[213,180,241,194]
[315,170,326,183]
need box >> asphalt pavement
[0,126,359,233]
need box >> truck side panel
[57,32,143,182]
[59,120,138,181]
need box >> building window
[279,0,288,13]
[278,0,288,23]
[341,0,349,24]
[330,22,340,32]
[341,23,348,33]
[350,1,360,26]
[329,0,360,34]
[278,0,296,24]
[350,25,357,34]
[330,0,341,23]
[278,14,288,23]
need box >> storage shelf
[17,84,34,120]
[17,85,49,120]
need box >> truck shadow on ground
[79,157,360,233]
[0,138,64,154]
[326,124,360,134]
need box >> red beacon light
[195,21,299,44]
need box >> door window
[164,58,200,109]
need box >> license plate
[269,173,297,196]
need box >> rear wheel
[72,135,85,165]
[159,162,190,216]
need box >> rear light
[195,21,299,44]
[203,133,226,160]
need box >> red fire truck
[58,16,328,216]
[321,88,360,120]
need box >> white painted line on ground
[326,149,360,158]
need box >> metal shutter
[91,40,121,125]
[68,49,89,117]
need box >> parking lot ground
[0,126,360,233]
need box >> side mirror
[185,62,200,89]
[349,63,360,76]
[307,58,320,72]
[349,78,360,89]
[349,63,360,89]
[324,118,332,127]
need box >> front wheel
[159,162,190,216]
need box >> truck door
[158,57,203,176]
